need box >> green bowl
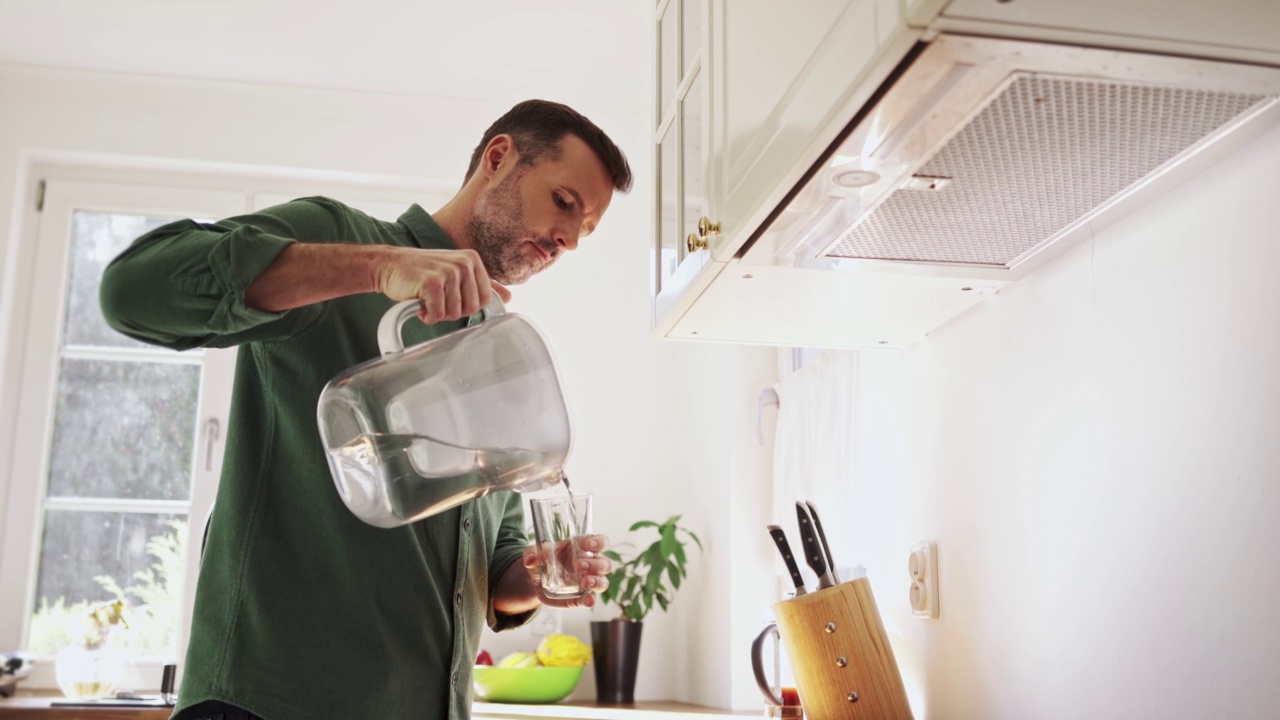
[472,665,584,703]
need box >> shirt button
[451,672,458,687]
[456,593,463,606]
[463,518,472,531]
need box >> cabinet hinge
[35,180,46,212]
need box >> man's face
[467,134,614,284]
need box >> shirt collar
[398,204,457,250]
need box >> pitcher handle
[377,297,507,358]
[751,622,784,706]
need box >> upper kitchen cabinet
[652,0,1280,349]
[651,0,943,338]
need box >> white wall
[834,116,1280,717]
[0,61,778,705]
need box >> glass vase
[54,642,124,700]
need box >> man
[99,99,632,720]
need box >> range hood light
[831,168,881,188]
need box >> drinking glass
[529,493,593,600]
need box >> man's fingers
[576,557,612,576]
[581,574,610,593]
[458,259,481,318]
[576,534,609,554]
[379,248,508,322]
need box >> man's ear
[481,134,517,179]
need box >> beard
[467,170,558,284]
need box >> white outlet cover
[909,541,939,619]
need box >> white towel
[770,350,859,584]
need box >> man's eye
[554,193,570,210]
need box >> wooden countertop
[0,697,171,720]
[474,700,758,719]
[2,697,757,719]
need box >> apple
[476,649,493,666]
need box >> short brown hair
[465,99,633,193]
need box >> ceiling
[0,0,652,110]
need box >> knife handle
[805,501,840,584]
[795,503,832,587]
[767,525,807,595]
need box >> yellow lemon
[535,634,592,668]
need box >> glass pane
[65,211,175,349]
[681,71,704,245]
[660,3,677,116]
[47,358,200,500]
[29,511,186,658]
[658,124,680,289]
[681,0,701,78]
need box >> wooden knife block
[773,578,914,719]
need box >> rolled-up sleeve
[100,198,349,350]
[487,492,537,632]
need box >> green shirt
[100,197,534,720]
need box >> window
[0,171,451,690]
[0,180,243,686]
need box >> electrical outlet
[530,607,563,638]
[908,541,939,619]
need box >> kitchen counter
[1,697,756,720]
[474,700,757,719]
[0,697,170,719]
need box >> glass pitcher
[317,298,570,527]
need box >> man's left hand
[521,534,612,609]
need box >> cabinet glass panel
[660,3,677,115]
[681,71,704,246]
[681,0,701,78]
[658,123,680,288]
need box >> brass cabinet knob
[697,216,721,237]
[685,217,720,253]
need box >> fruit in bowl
[473,636,591,704]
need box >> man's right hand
[374,247,512,325]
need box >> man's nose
[553,224,581,252]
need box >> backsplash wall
[831,118,1280,717]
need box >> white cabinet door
[652,0,715,328]
[712,0,916,261]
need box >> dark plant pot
[590,619,643,703]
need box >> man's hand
[522,534,613,610]
[374,246,513,325]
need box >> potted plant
[592,515,701,703]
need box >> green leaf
[602,549,624,563]
[660,526,677,559]
[666,563,682,590]
[629,520,659,532]
[686,530,703,551]
[644,562,663,596]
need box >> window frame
[0,179,245,690]
[0,163,454,691]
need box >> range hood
[715,33,1280,346]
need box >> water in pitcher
[327,432,563,526]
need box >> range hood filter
[826,73,1272,267]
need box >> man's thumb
[490,281,513,303]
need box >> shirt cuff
[203,223,296,334]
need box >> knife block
[773,577,913,720]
